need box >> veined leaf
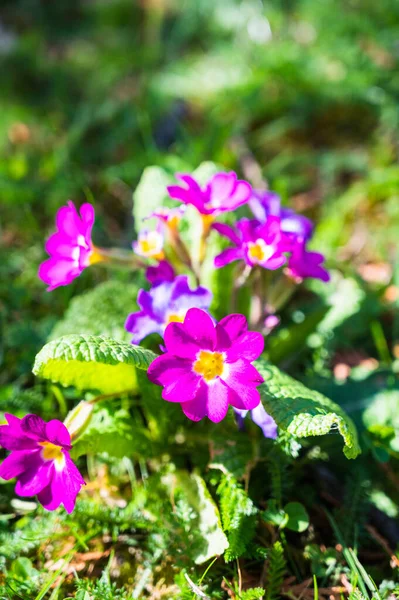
[33,334,157,394]
[256,359,361,459]
[162,471,228,564]
[49,280,141,342]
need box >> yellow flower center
[193,350,225,382]
[166,313,185,324]
[247,239,273,264]
[40,442,65,469]
[137,232,164,259]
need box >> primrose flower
[167,171,251,217]
[0,413,85,513]
[214,217,289,270]
[286,239,330,283]
[125,275,212,344]
[147,308,264,422]
[250,190,314,241]
[234,403,278,439]
[146,206,186,229]
[146,260,175,285]
[133,228,164,260]
[38,201,99,291]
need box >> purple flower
[285,239,330,283]
[146,260,175,285]
[125,276,212,344]
[214,217,289,270]
[264,314,280,331]
[133,228,164,260]
[167,171,251,217]
[250,190,314,241]
[234,403,278,439]
[38,201,99,291]
[147,308,264,423]
[0,414,85,513]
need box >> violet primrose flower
[0,414,85,513]
[146,260,175,285]
[234,403,278,439]
[167,171,252,217]
[286,238,330,283]
[250,190,314,241]
[38,201,98,291]
[133,228,164,260]
[147,308,264,423]
[214,217,289,270]
[125,276,212,344]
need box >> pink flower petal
[45,420,71,448]
[37,452,85,513]
[0,451,30,480]
[162,370,201,403]
[225,331,264,363]
[218,314,248,342]
[147,354,193,386]
[183,308,216,350]
[15,453,53,497]
[163,323,201,359]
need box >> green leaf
[33,334,157,394]
[240,588,266,600]
[256,359,361,459]
[164,472,229,564]
[284,502,309,532]
[49,280,141,342]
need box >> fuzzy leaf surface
[33,334,157,394]
[256,359,361,459]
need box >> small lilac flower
[250,190,314,241]
[167,171,251,217]
[38,201,99,291]
[146,206,186,229]
[146,260,175,285]
[234,404,278,439]
[285,239,330,283]
[0,414,85,513]
[214,217,289,270]
[125,276,212,344]
[147,308,264,422]
[133,228,164,260]
[264,314,280,331]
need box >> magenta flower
[38,201,98,291]
[0,414,85,513]
[147,308,264,422]
[167,171,251,217]
[250,190,314,241]
[146,260,175,285]
[125,276,212,344]
[214,217,289,270]
[286,239,330,283]
[234,403,278,439]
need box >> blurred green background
[1,0,399,400]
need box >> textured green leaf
[49,280,141,342]
[33,334,157,394]
[256,360,361,459]
[164,472,228,564]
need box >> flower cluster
[16,163,329,513]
